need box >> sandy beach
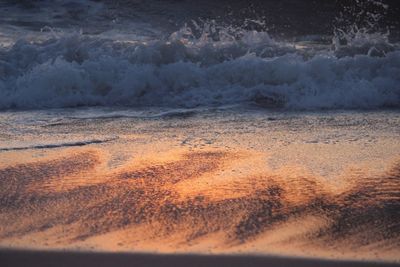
[1,0,400,266]
[0,109,399,266]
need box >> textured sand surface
[0,109,399,264]
[0,147,399,262]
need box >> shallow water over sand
[0,108,399,262]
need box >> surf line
[0,137,119,152]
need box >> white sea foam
[0,21,399,110]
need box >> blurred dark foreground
[0,249,399,267]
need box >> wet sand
[0,109,399,265]
[0,148,399,262]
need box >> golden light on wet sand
[0,146,399,262]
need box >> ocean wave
[0,26,399,110]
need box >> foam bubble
[0,23,399,110]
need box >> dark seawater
[0,0,399,110]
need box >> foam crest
[0,18,399,110]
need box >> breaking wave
[0,1,399,110]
